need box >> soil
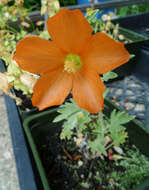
[38,127,147,190]
[14,90,33,110]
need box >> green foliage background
[23,0,41,10]
[117,3,149,17]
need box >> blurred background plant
[23,0,41,11]
[117,3,149,17]
[86,8,130,43]
[59,0,76,6]
[40,0,77,17]
[41,0,60,17]
[0,0,39,101]
[0,0,29,62]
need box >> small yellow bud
[107,15,111,21]
[101,14,108,21]
[36,20,44,26]
[41,6,47,15]
[118,34,125,41]
[105,21,111,31]
[21,22,30,28]
[77,112,84,119]
[76,133,83,146]
[113,29,118,36]
[4,12,10,19]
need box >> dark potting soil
[14,90,33,110]
[38,127,149,190]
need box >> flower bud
[21,22,30,28]
[15,0,24,6]
[4,12,10,19]
[118,34,125,41]
[36,20,44,26]
[105,21,111,31]
[101,14,108,21]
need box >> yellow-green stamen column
[64,54,82,73]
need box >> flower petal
[72,67,105,113]
[81,32,130,74]
[47,8,92,54]
[13,36,65,74]
[32,67,72,110]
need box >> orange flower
[12,8,129,113]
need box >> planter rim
[119,26,148,42]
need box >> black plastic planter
[112,12,149,38]
[23,98,149,190]
[133,40,149,83]
[111,12,149,78]
[113,27,148,78]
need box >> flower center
[64,54,82,73]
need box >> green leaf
[77,111,91,132]
[39,30,50,40]
[109,110,133,146]
[101,71,118,82]
[86,9,99,22]
[89,135,107,156]
[80,182,90,189]
[91,116,108,136]
[111,131,128,146]
[7,63,23,76]
[60,114,78,140]
[110,110,134,126]
[60,110,90,140]
[53,98,81,122]
[130,54,135,59]
[54,99,91,140]
[103,88,109,98]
